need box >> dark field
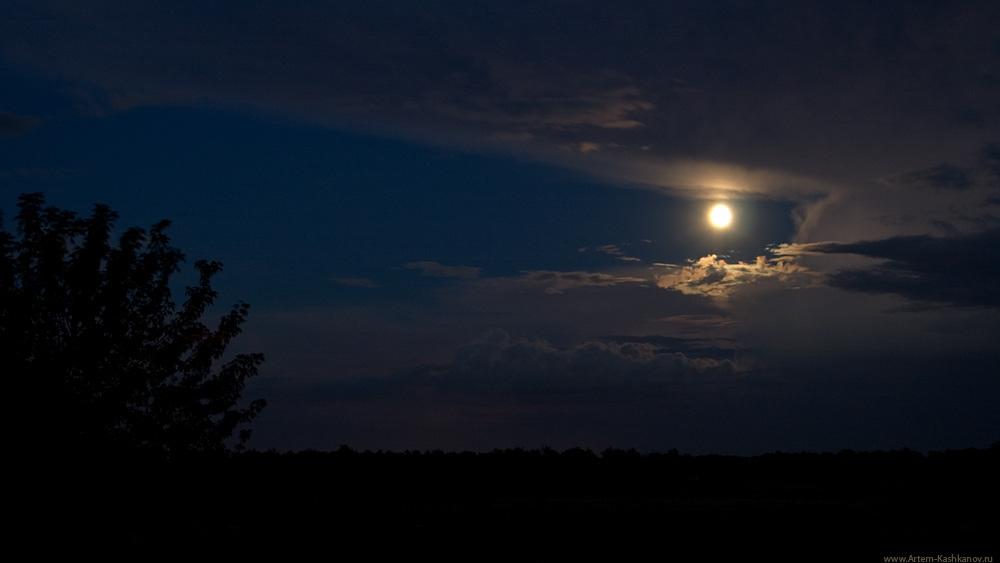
[34,445,999,560]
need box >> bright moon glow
[708,203,733,229]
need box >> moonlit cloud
[654,255,815,298]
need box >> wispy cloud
[403,261,649,295]
[403,261,481,280]
[512,270,647,295]
[425,84,654,132]
[331,276,380,288]
[595,244,624,256]
[588,243,642,263]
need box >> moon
[708,203,733,229]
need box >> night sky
[2,0,999,453]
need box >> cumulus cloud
[654,314,739,338]
[597,334,739,361]
[403,329,740,396]
[654,255,814,298]
[404,261,481,280]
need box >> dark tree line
[0,193,265,456]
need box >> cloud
[0,112,39,136]
[775,228,1000,307]
[400,263,648,293]
[6,0,997,227]
[796,142,1000,242]
[654,255,814,298]
[403,261,481,280]
[331,277,380,288]
[597,333,739,361]
[5,1,1000,312]
[885,163,973,191]
[397,329,740,397]
[588,243,642,263]
[511,270,647,295]
[981,143,1000,183]
[243,268,722,381]
[426,83,654,132]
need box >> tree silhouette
[0,193,265,456]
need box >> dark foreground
[30,445,999,560]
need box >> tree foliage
[0,193,265,456]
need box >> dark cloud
[247,339,1000,452]
[407,329,740,396]
[598,334,739,361]
[981,143,1000,182]
[0,111,39,136]
[3,0,998,206]
[787,228,1000,307]
[298,329,741,401]
[238,269,721,380]
[886,163,973,191]
[882,141,1000,195]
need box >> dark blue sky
[2,0,999,452]
[1,101,797,306]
